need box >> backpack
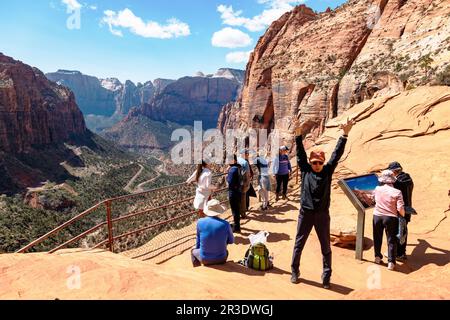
[243,243,273,271]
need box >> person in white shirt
[187,160,217,217]
[256,148,271,211]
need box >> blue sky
[0,0,346,83]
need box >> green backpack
[244,243,273,271]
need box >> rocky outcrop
[0,54,87,154]
[47,71,157,116]
[338,0,450,111]
[153,78,176,97]
[46,70,117,116]
[218,0,450,144]
[143,76,241,129]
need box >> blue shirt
[196,217,234,261]
[227,165,241,194]
[272,154,292,175]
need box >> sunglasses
[311,161,324,166]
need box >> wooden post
[105,200,114,253]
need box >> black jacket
[393,172,414,207]
[296,134,347,212]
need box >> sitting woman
[372,170,405,271]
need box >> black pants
[291,209,332,283]
[229,191,241,231]
[397,221,408,256]
[373,215,398,264]
[276,174,289,196]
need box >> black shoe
[290,272,300,284]
[323,282,331,289]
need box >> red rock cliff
[219,0,450,143]
[0,53,87,154]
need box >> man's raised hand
[339,118,356,136]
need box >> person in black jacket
[388,161,414,261]
[227,155,242,233]
[290,118,355,289]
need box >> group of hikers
[186,118,414,289]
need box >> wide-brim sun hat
[378,169,397,184]
[204,199,226,217]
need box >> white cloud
[226,51,252,63]
[102,8,191,39]
[212,27,253,48]
[218,0,305,32]
[89,5,97,10]
[61,0,82,11]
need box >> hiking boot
[282,194,287,200]
[388,262,395,271]
[375,257,382,264]
[396,254,407,262]
[290,272,300,284]
[323,281,331,290]
[275,194,280,202]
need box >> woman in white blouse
[186,161,217,217]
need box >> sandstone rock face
[0,54,87,154]
[143,76,241,129]
[46,71,157,130]
[213,68,246,84]
[153,78,176,97]
[319,86,450,244]
[338,0,450,111]
[219,0,450,144]
[46,70,117,116]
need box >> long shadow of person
[297,278,354,295]
[406,239,450,271]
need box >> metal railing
[17,165,299,255]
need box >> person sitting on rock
[290,118,355,289]
[387,161,414,261]
[372,170,405,271]
[191,199,234,267]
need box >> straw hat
[378,170,397,184]
[204,199,226,217]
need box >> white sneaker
[375,257,382,264]
[388,262,395,271]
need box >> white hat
[204,199,226,217]
[378,170,397,184]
